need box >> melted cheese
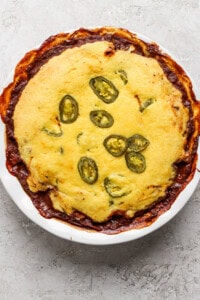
[13,41,189,222]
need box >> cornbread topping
[1,27,199,233]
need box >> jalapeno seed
[89,76,119,103]
[103,135,128,157]
[78,156,98,184]
[127,134,150,152]
[90,110,114,128]
[59,95,79,123]
[125,151,146,173]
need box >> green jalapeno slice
[109,199,114,206]
[78,156,98,184]
[76,132,83,145]
[42,124,63,137]
[90,110,114,128]
[89,76,119,103]
[127,134,150,152]
[116,70,128,85]
[125,151,146,173]
[140,98,155,112]
[104,175,131,198]
[59,95,79,123]
[103,135,128,157]
[59,147,64,154]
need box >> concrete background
[0,0,200,299]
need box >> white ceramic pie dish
[0,30,199,245]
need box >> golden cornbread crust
[0,27,200,233]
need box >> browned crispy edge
[0,27,200,234]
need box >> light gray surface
[0,1,200,299]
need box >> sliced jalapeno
[104,175,131,198]
[76,132,83,145]
[90,110,114,128]
[140,98,155,112]
[89,76,119,103]
[103,135,128,157]
[125,151,146,173]
[59,146,64,154]
[59,95,78,123]
[42,126,63,137]
[78,156,98,184]
[127,134,150,152]
[116,70,128,85]
[109,199,114,206]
